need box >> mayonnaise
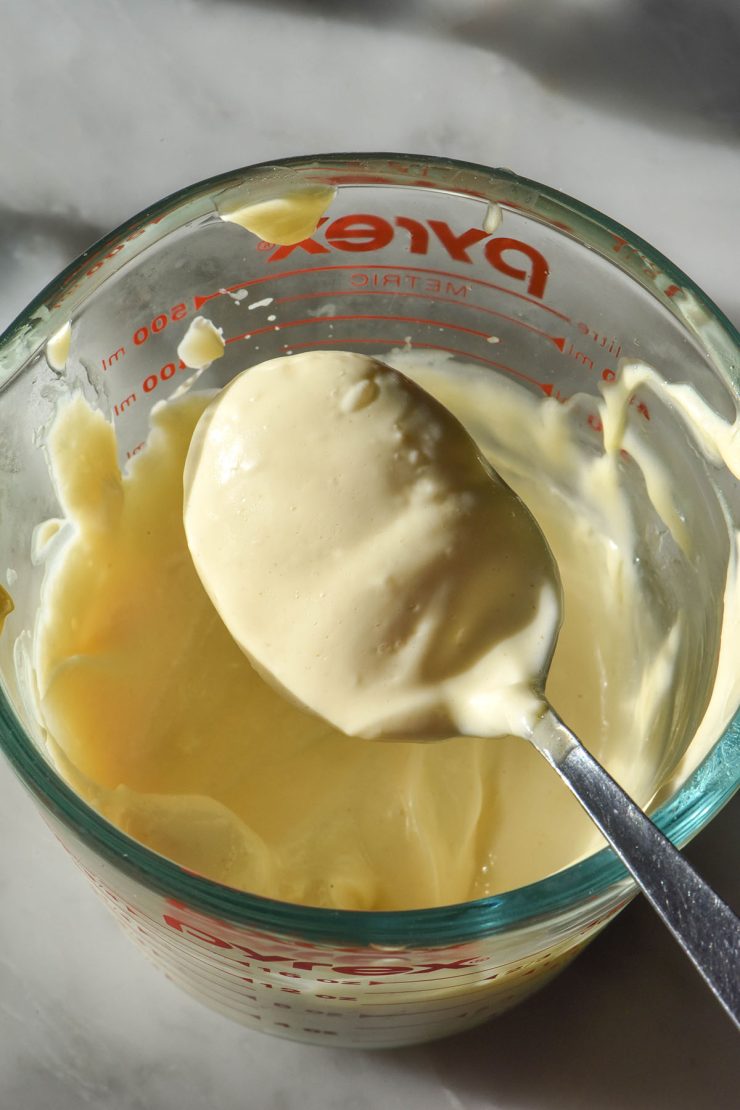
[28,350,736,910]
[184,352,560,741]
[45,321,72,372]
[219,187,337,246]
[177,315,225,371]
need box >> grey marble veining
[1,1,739,1107]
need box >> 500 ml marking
[99,303,190,372]
[132,303,189,347]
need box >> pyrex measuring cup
[0,154,738,1048]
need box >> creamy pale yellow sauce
[0,584,13,634]
[30,353,700,910]
[45,320,72,373]
[218,186,337,246]
[183,352,560,742]
[177,315,225,371]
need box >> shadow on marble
[0,206,106,331]
[447,0,740,142]
[220,0,740,142]
[0,206,105,265]
[378,794,740,1109]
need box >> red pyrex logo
[261,214,550,300]
[162,913,488,977]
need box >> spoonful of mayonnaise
[183,350,740,1029]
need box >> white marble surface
[1,1,739,1106]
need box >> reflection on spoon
[184,350,740,1029]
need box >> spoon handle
[531,708,740,1030]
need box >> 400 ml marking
[112,357,189,417]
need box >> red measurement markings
[238,329,553,396]
[354,1018,480,1033]
[271,288,563,347]
[153,940,279,985]
[227,312,557,392]
[132,303,188,347]
[351,976,503,998]
[141,359,183,394]
[101,344,126,371]
[359,999,492,1014]
[112,358,195,419]
[608,234,666,282]
[193,264,571,321]
[231,311,514,346]
[113,392,137,417]
[359,994,514,1016]
[564,342,595,370]
[576,320,623,358]
[360,969,490,986]
[157,965,266,1015]
[588,395,651,434]
[98,305,190,370]
[50,215,167,309]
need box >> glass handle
[531,708,740,1031]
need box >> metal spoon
[186,352,740,1029]
[529,705,740,1029]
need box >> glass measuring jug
[0,154,738,1048]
